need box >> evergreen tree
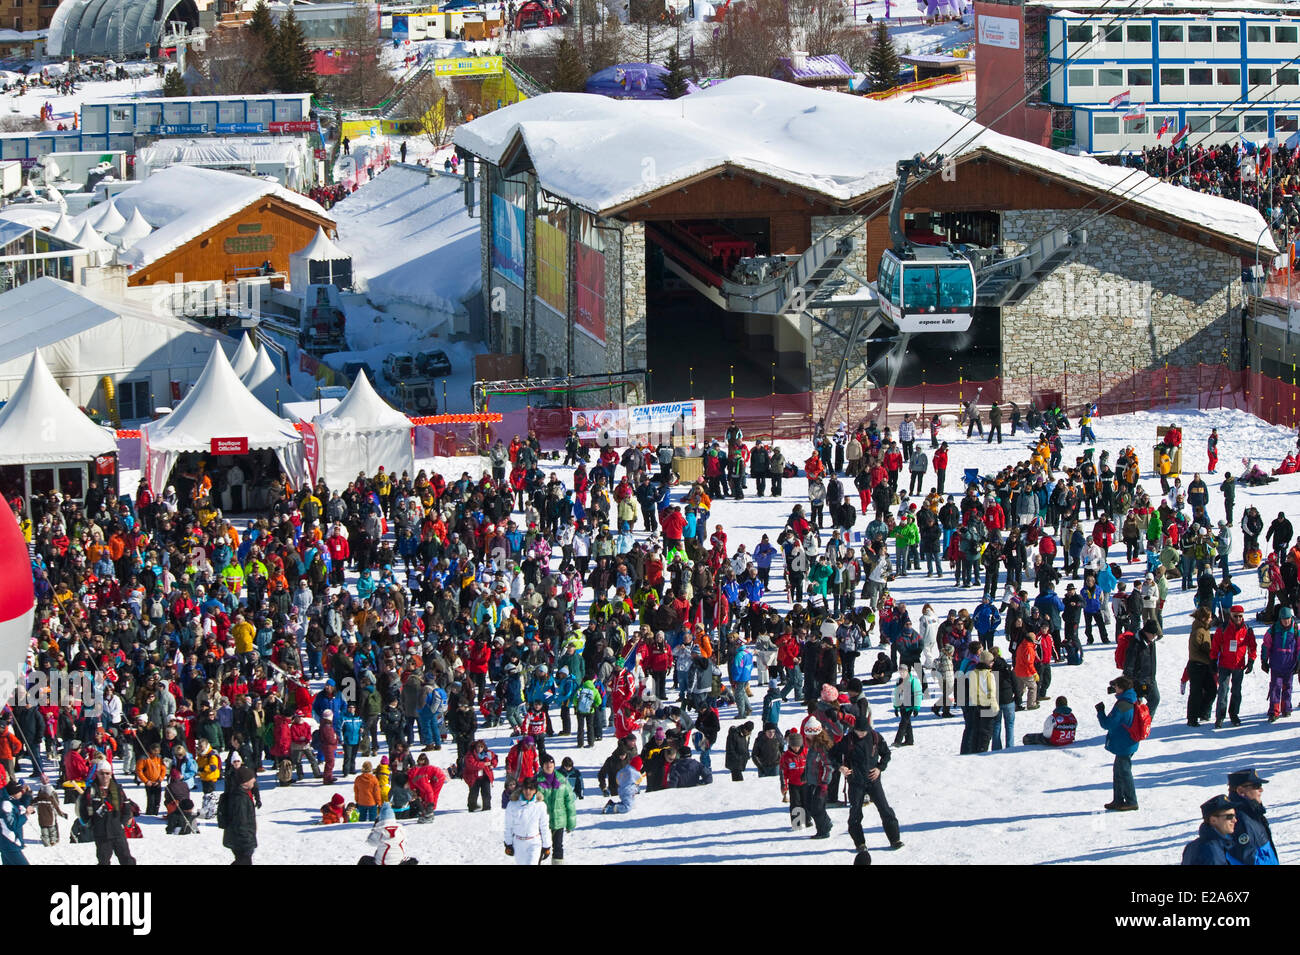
[867,21,900,92]
[273,9,318,95]
[662,45,688,99]
[162,68,188,97]
[248,0,275,46]
[552,38,587,92]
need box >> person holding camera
[1096,676,1141,811]
[77,761,135,865]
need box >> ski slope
[35,406,1300,865]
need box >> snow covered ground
[0,74,161,123]
[39,406,1300,866]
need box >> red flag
[1157,118,1171,139]
[1171,124,1189,146]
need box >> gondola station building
[453,76,1274,408]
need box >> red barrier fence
[412,364,1300,457]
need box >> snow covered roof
[454,75,1278,253]
[294,226,349,262]
[241,345,304,412]
[314,369,411,433]
[143,341,301,453]
[90,199,126,234]
[49,213,77,242]
[776,54,855,82]
[229,331,258,379]
[0,350,117,465]
[71,166,332,272]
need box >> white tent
[0,350,116,465]
[89,199,126,235]
[72,221,114,266]
[142,342,303,494]
[108,207,152,250]
[309,370,413,488]
[49,213,77,242]
[229,332,258,379]
[241,345,304,413]
[289,226,352,292]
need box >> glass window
[1215,24,1239,42]
[1217,68,1240,85]
[1244,114,1268,132]
[1098,68,1123,86]
[902,264,937,312]
[1128,68,1152,85]
[1069,68,1094,87]
[1160,68,1185,86]
[1216,115,1239,132]
[1277,25,1297,43]
[1126,24,1151,41]
[116,380,151,420]
[1187,24,1212,42]
[1189,68,1212,85]
[1277,115,1299,133]
[1277,68,1300,86]
[1124,117,1149,134]
[1190,113,1214,132]
[1102,24,1123,42]
[1248,67,1272,86]
[937,264,974,309]
[1094,115,1120,134]
[1158,24,1183,42]
[1067,24,1092,43]
[1247,25,1270,42]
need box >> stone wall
[1000,210,1242,393]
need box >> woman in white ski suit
[504,782,552,865]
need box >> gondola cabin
[876,245,976,333]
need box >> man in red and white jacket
[1210,605,1257,727]
[1022,696,1077,746]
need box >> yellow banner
[341,119,381,141]
[431,56,502,77]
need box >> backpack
[576,686,597,715]
[69,818,90,844]
[1127,701,1152,742]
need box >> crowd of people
[0,397,1289,866]
[1114,142,1300,253]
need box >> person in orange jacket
[135,743,167,816]
[1013,633,1041,710]
[805,453,825,481]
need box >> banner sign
[215,122,267,134]
[571,407,628,440]
[210,437,249,455]
[431,56,503,77]
[268,120,315,133]
[149,123,209,135]
[628,399,704,434]
[977,14,1020,49]
[300,423,319,486]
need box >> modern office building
[974,0,1300,151]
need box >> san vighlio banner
[627,399,704,434]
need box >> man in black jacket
[832,720,903,852]
[77,762,136,865]
[217,766,259,864]
[1123,621,1160,716]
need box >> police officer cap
[1200,794,1234,818]
[1227,768,1268,789]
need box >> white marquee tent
[290,226,352,292]
[308,370,413,488]
[229,332,258,380]
[241,346,304,413]
[142,342,303,494]
[0,350,117,500]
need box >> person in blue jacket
[312,681,345,726]
[0,778,32,865]
[973,596,1001,651]
[753,535,778,589]
[1096,676,1140,811]
[1181,795,1241,865]
[729,642,755,719]
[761,679,782,726]
[338,703,365,775]
[1225,768,1279,865]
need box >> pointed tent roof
[109,207,152,249]
[0,351,116,464]
[241,346,304,412]
[142,342,300,453]
[73,221,113,253]
[49,213,77,242]
[314,369,410,433]
[228,331,258,379]
[294,226,349,262]
[90,199,126,234]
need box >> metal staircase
[973,228,1088,308]
[721,234,857,314]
